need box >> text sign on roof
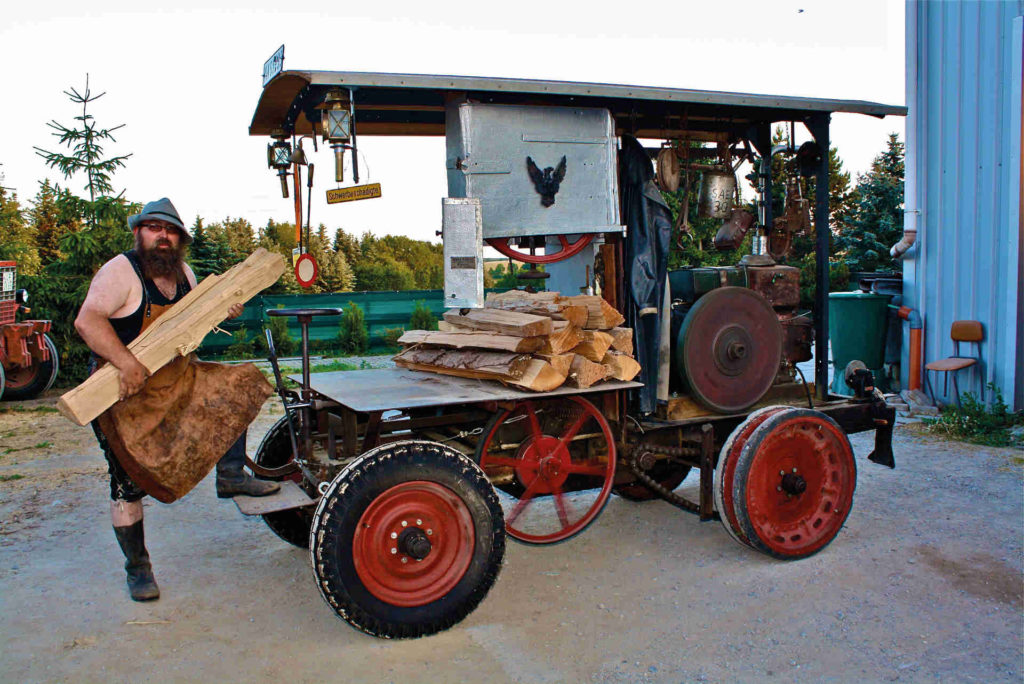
[262,45,285,87]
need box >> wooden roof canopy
[249,70,907,143]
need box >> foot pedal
[233,480,316,515]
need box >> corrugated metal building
[903,0,1024,409]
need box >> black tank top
[108,250,192,345]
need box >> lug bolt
[792,468,797,473]
[401,557,408,564]
[391,548,397,554]
[779,470,785,476]
[427,529,433,535]
[777,486,782,492]
[401,520,408,527]
[416,519,423,525]
[390,532,397,539]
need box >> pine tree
[30,180,81,265]
[33,75,131,230]
[834,133,905,273]
[188,216,236,280]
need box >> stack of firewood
[393,291,639,392]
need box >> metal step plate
[233,480,317,516]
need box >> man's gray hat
[127,198,192,244]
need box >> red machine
[0,261,59,400]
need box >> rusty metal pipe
[893,303,923,391]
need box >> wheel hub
[516,435,569,494]
[780,472,807,496]
[397,527,432,560]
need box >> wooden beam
[443,308,552,337]
[398,330,544,353]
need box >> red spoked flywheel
[485,234,594,264]
[730,409,857,560]
[475,396,615,544]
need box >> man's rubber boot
[215,473,281,498]
[215,433,280,498]
[113,521,160,602]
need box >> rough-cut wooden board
[539,324,584,355]
[393,347,531,379]
[437,320,475,333]
[535,352,574,377]
[508,358,568,392]
[602,351,642,381]
[608,327,634,355]
[443,308,552,337]
[57,249,285,426]
[566,354,609,389]
[560,295,626,329]
[484,291,588,327]
[398,330,544,353]
[574,330,614,363]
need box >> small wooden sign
[326,183,382,204]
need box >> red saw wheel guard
[353,481,476,607]
[485,234,594,264]
[477,396,615,544]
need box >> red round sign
[294,253,319,288]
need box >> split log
[485,291,588,327]
[394,348,532,380]
[539,323,584,355]
[608,327,634,355]
[57,249,285,426]
[602,351,642,381]
[443,308,552,337]
[398,330,544,353]
[535,352,574,377]
[508,358,569,392]
[566,354,609,389]
[573,330,614,363]
[560,295,626,329]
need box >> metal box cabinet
[441,198,484,309]
[445,103,621,239]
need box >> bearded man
[75,198,278,602]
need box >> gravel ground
[0,385,1021,683]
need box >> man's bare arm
[74,257,149,399]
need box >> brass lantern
[319,89,353,183]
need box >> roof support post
[807,113,831,401]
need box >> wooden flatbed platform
[291,367,643,413]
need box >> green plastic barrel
[828,292,891,371]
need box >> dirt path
[1,393,1021,683]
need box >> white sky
[1,0,905,244]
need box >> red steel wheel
[714,406,796,548]
[353,481,475,607]
[732,409,857,560]
[485,234,594,264]
[475,396,616,544]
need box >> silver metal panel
[233,480,315,515]
[446,103,621,238]
[290,368,643,413]
[904,0,1024,408]
[441,198,484,308]
[267,70,908,117]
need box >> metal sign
[326,183,382,204]
[294,253,318,288]
[262,45,285,87]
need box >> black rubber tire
[2,334,59,401]
[254,415,312,548]
[310,440,505,639]
[613,462,691,502]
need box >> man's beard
[134,233,187,281]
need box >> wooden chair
[925,320,984,407]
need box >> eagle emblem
[526,156,567,207]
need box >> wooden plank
[566,354,609,389]
[535,352,574,377]
[393,347,532,379]
[484,291,588,327]
[574,330,614,363]
[57,249,285,426]
[601,351,642,381]
[398,330,544,353]
[608,327,634,355]
[437,320,475,333]
[443,308,552,337]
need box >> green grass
[33,442,52,449]
[0,403,58,413]
[923,383,1022,448]
[0,474,24,482]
